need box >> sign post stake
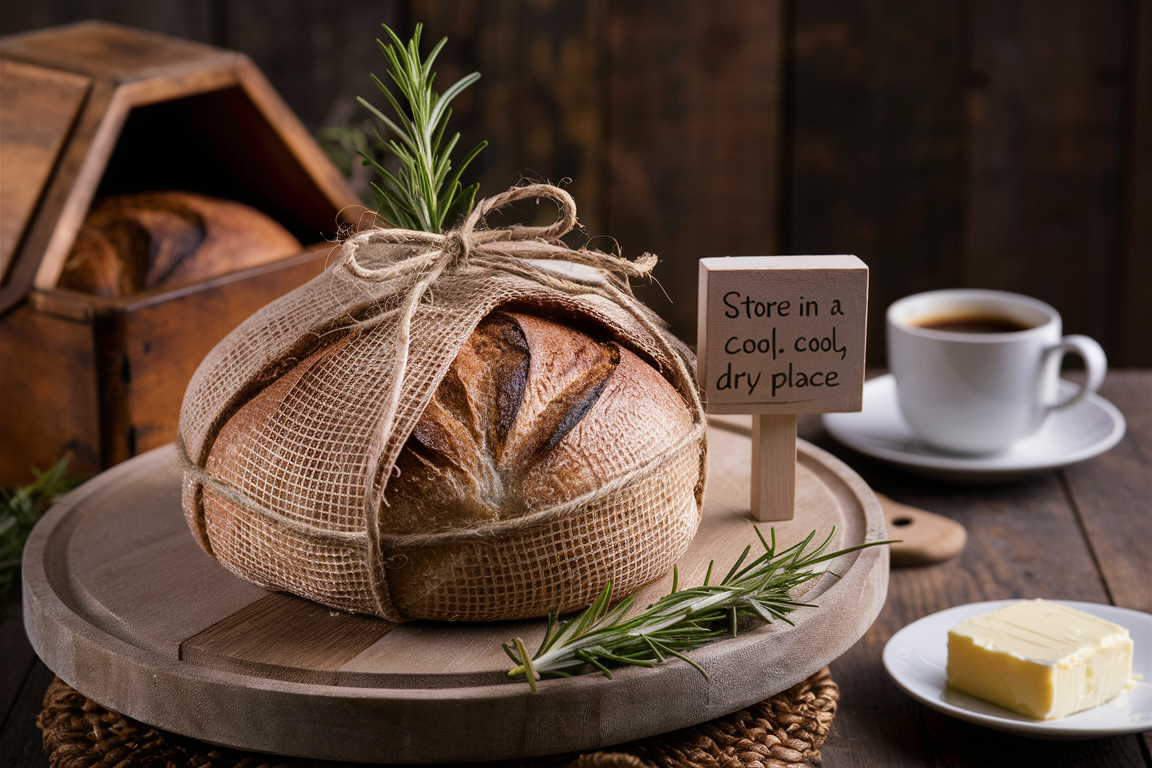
[751,413,797,521]
[698,255,869,523]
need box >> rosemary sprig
[0,457,79,614]
[503,527,890,692]
[357,23,487,233]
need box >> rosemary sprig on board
[0,458,78,613]
[504,527,889,692]
[358,23,487,233]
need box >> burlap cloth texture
[37,668,838,767]
[177,183,707,623]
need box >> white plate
[822,375,1126,482]
[883,600,1152,740]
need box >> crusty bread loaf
[179,185,706,623]
[204,308,700,621]
[57,191,300,297]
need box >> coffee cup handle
[1043,335,1108,413]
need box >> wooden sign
[698,255,868,521]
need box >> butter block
[946,599,1133,720]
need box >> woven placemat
[37,667,837,768]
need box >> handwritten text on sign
[698,256,868,415]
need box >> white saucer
[821,375,1126,482]
[882,600,1152,740]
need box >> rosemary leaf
[358,23,487,233]
[0,458,80,615]
[505,526,892,688]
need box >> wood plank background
[1,0,1148,366]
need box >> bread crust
[58,191,300,297]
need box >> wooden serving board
[23,417,888,763]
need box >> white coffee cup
[886,289,1107,454]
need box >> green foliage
[504,527,890,691]
[357,23,487,233]
[317,122,388,208]
[0,458,79,612]
[317,122,375,179]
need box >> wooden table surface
[2,370,1149,767]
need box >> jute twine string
[177,182,707,622]
[37,668,837,766]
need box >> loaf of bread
[179,185,706,623]
[202,308,699,620]
[58,191,300,297]
[195,303,700,621]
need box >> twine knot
[442,231,471,267]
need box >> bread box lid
[0,21,359,315]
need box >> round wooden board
[24,417,888,763]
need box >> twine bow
[342,183,658,287]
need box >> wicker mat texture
[38,668,837,768]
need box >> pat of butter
[946,599,1133,720]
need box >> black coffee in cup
[913,314,1034,334]
[888,289,1107,453]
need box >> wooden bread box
[0,21,361,485]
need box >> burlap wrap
[178,184,707,622]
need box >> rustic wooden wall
[2,0,1148,365]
